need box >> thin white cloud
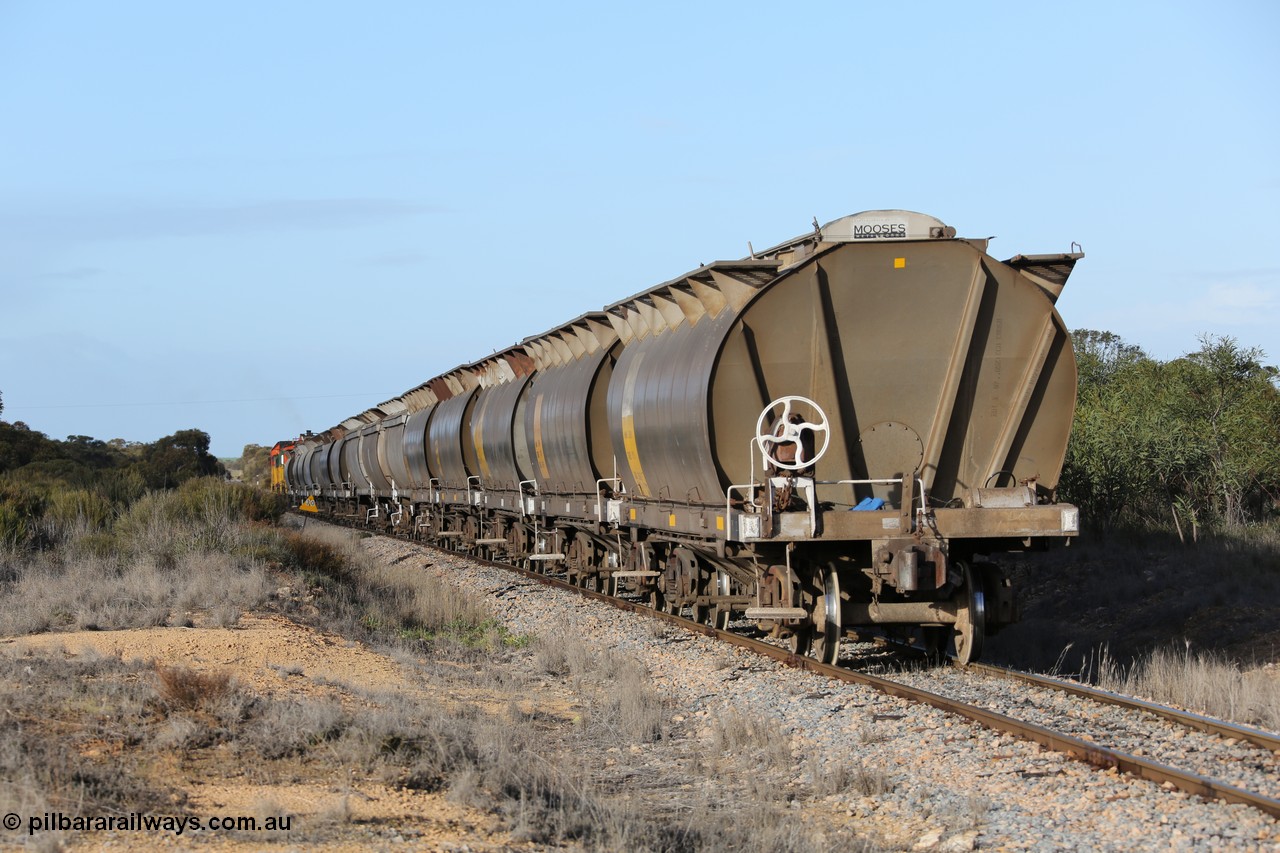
[1090,272,1280,361]
[1183,279,1280,326]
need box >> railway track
[387,529,1280,821]
[293,512,1280,822]
[961,661,1280,752]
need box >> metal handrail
[823,476,928,515]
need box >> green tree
[0,421,59,475]
[1072,329,1147,391]
[1061,330,1280,533]
[1163,336,1280,528]
[1059,331,1166,529]
[132,429,225,489]
[236,443,272,488]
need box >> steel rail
[417,542,1280,819]
[301,517,1280,820]
[962,661,1280,753]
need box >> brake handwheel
[755,396,831,471]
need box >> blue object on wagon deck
[850,497,885,511]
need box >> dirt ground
[1,613,551,851]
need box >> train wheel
[463,517,478,554]
[710,570,732,630]
[808,563,839,666]
[692,601,710,625]
[566,533,589,587]
[693,569,731,630]
[646,587,664,611]
[759,565,799,642]
[665,546,698,618]
[920,626,949,662]
[952,561,985,664]
[793,563,842,665]
[788,627,813,658]
[923,562,986,664]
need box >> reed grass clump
[1090,643,1280,730]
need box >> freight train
[281,210,1082,663]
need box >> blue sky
[2,1,1277,457]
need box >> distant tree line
[0,409,242,550]
[1058,331,1280,537]
[0,421,224,495]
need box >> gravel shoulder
[4,525,1277,851]
[360,534,1280,851]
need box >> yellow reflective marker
[533,395,551,479]
[474,417,489,478]
[894,257,906,269]
[716,516,725,531]
[668,513,677,526]
[629,508,637,521]
[621,352,651,496]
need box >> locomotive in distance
[280,210,1083,664]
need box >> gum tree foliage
[1170,337,1280,528]
[1060,332,1280,532]
[236,444,272,488]
[133,429,225,489]
[0,416,225,491]
[0,414,228,547]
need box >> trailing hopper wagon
[283,210,1082,663]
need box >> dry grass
[808,757,895,797]
[708,710,794,770]
[1,506,879,851]
[154,664,234,712]
[0,652,175,819]
[0,481,280,636]
[0,548,272,634]
[989,524,1280,674]
[278,523,519,654]
[1089,643,1280,730]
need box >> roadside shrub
[278,525,517,653]
[110,479,283,560]
[155,665,234,713]
[0,501,31,551]
[280,530,357,583]
[44,486,116,543]
[0,541,272,636]
[0,479,47,550]
[0,652,173,816]
[808,757,895,797]
[578,656,666,744]
[95,466,148,506]
[169,477,285,525]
